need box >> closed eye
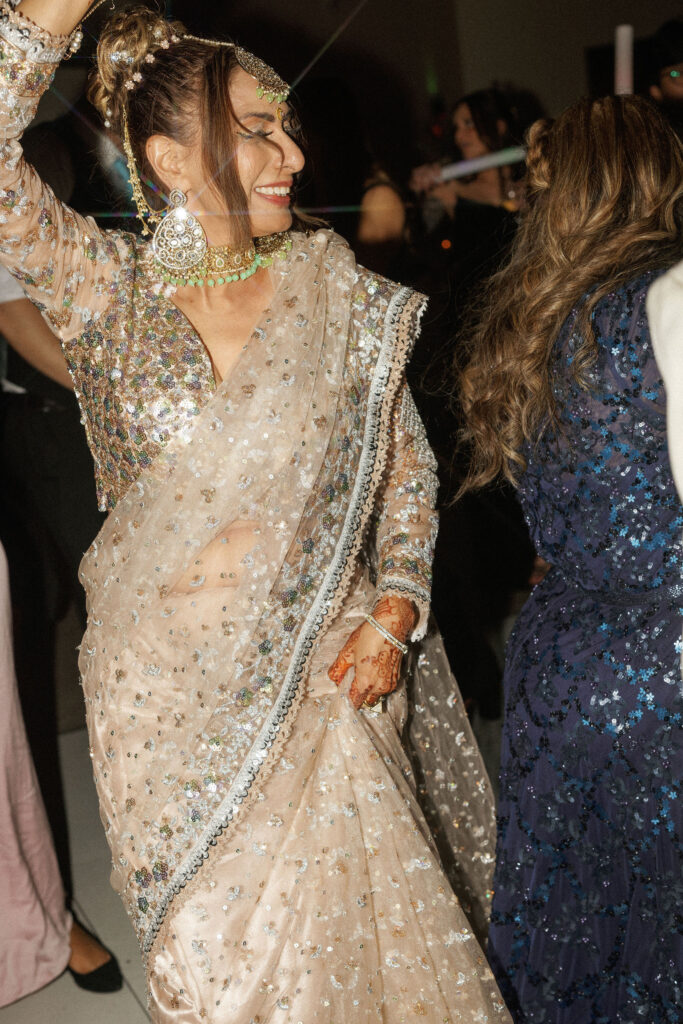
[237,128,274,140]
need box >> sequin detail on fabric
[489,272,683,1024]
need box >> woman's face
[453,103,488,160]
[162,67,305,244]
[651,61,683,104]
[230,67,305,238]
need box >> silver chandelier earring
[152,189,208,273]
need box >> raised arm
[0,0,120,341]
[16,0,92,35]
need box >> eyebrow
[239,112,277,122]
[238,107,292,122]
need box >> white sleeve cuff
[0,263,26,304]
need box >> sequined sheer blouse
[0,3,438,623]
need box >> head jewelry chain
[73,4,293,281]
[119,34,289,236]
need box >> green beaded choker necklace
[156,231,293,287]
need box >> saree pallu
[78,232,508,1021]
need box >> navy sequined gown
[488,272,683,1023]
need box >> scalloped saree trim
[141,284,427,957]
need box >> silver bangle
[364,614,409,655]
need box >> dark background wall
[37,0,683,169]
[453,0,682,116]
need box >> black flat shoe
[67,954,123,993]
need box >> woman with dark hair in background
[459,95,683,1022]
[0,1,510,1019]
[405,87,544,737]
[411,87,538,220]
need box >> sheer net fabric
[0,5,510,1020]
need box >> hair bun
[88,5,186,128]
[525,118,554,194]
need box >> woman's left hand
[328,596,416,709]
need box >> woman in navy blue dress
[458,95,683,1022]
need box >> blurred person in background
[0,260,122,996]
[412,88,527,217]
[295,77,408,277]
[458,95,683,1023]
[409,86,545,274]
[0,536,73,1006]
[649,18,683,139]
[404,87,544,736]
[0,45,134,994]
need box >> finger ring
[361,698,383,714]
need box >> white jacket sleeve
[647,262,683,501]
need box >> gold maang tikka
[120,34,290,239]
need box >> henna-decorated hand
[328,596,416,709]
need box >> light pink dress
[0,539,70,1005]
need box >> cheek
[235,144,263,195]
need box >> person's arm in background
[1,300,73,390]
[355,183,408,276]
[647,262,683,499]
[0,264,72,389]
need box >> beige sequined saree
[0,6,510,1020]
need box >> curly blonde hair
[457,95,683,492]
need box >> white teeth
[255,186,290,196]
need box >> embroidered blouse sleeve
[374,380,439,640]
[0,3,119,341]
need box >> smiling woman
[0,1,510,1021]
[89,9,303,250]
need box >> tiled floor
[0,729,151,1023]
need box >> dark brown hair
[457,95,683,492]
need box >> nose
[281,133,305,175]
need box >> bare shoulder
[358,185,405,243]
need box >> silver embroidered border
[141,284,421,956]
[377,376,437,635]
[0,14,69,64]
[376,575,432,609]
